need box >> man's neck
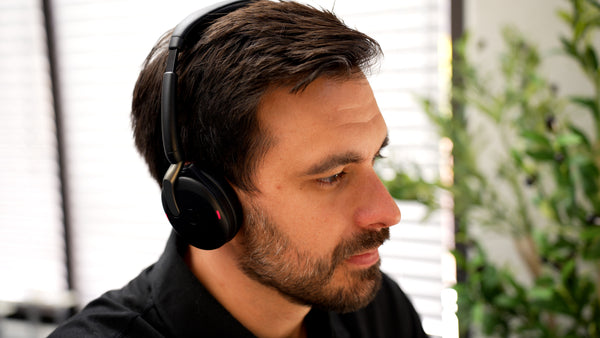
[185,242,310,338]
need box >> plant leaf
[560,36,578,58]
[570,96,600,119]
[584,44,599,70]
[557,9,573,25]
[521,130,552,147]
[556,132,583,146]
[568,124,592,148]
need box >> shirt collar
[150,231,256,337]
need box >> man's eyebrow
[304,152,364,176]
[304,135,390,176]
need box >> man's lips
[345,248,380,267]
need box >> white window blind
[50,0,181,306]
[1,1,455,337]
[0,0,67,309]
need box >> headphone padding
[162,165,243,250]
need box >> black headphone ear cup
[162,164,243,250]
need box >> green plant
[384,0,600,336]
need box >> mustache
[332,227,390,265]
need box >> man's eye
[317,171,347,186]
[373,151,386,164]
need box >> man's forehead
[258,77,378,133]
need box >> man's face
[233,76,401,313]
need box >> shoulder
[333,273,428,338]
[48,267,167,338]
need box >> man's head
[131,0,401,313]
[131,0,382,191]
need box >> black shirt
[49,232,428,337]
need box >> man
[50,0,427,337]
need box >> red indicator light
[216,210,221,220]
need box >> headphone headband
[169,0,252,50]
[162,0,254,165]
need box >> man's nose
[353,169,401,230]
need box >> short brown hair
[131,0,382,191]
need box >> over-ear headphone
[161,0,252,250]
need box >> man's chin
[312,264,383,313]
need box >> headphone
[161,0,253,250]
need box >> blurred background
[2,0,597,337]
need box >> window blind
[0,0,66,309]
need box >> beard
[235,203,390,313]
